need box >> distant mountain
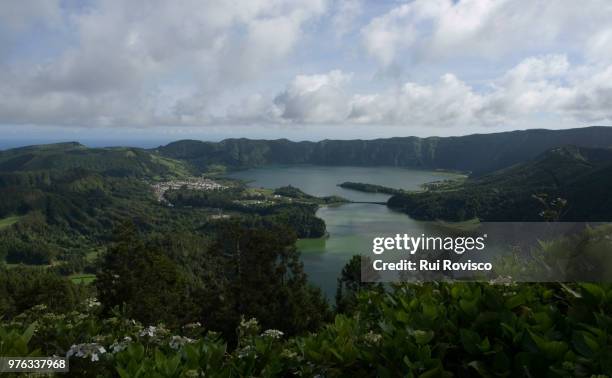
[388,145,612,221]
[0,142,192,178]
[156,126,612,175]
[0,143,199,266]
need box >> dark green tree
[336,255,383,314]
[0,266,85,317]
[212,221,330,337]
[96,222,194,327]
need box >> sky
[1,0,612,145]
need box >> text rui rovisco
[371,234,493,272]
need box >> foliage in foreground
[1,281,611,377]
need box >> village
[151,177,227,203]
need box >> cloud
[1,1,612,132]
[0,0,326,127]
[0,0,62,61]
[348,73,491,126]
[273,70,352,123]
[556,66,612,122]
[331,0,362,38]
[0,0,61,32]
[361,0,612,66]
[225,69,494,127]
[228,56,612,128]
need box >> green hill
[0,142,331,270]
[0,143,198,268]
[388,145,612,221]
[0,142,193,178]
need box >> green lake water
[227,166,459,300]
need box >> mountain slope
[0,142,193,178]
[156,126,612,175]
[387,145,612,221]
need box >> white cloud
[557,66,612,122]
[331,0,362,38]
[226,94,282,124]
[229,56,612,128]
[1,1,612,133]
[361,0,612,66]
[0,0,326,127]
[274,70,352,123]
[361,0,446,65]
[349,73,492,126]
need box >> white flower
[238,317,260,336]
[240,318,259,330]
[110,336,132,353]
[86,298,101,308]
[66,343,107,362]
[280,349,298,359]
[237,345,256,359]
[183,322,202,329]
[31,304,48,312]
[261,329,284,339]
[168,335,196,350]
[488,275,515,286]
[364,331,383,345]
[91,335,107,343]
[139,325,157,337]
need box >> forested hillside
[388,145,612,221]
[0,142,193,178]
[0,143,329,272]
[157,126,612,174]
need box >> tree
[336,255,383,314]
[211,221,330,337]
[0,266,85,318]
[96,222,194,327]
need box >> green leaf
[413,330,434,345]
[22,322,37,344]
[422,303,438,319]
[460,329,481,355]
[116,367,131,378]
[419,366,445,378]
[580,283,605,304]
[572,331,599,357]
[505,293,525,310]
[467,360,489,376]
[459,298,478,317]
[528,331,567,360]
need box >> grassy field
[4,262,53,270]
[85,248,104,263]
[69,273,96,284]
[0,215,22,230]
[149,154,193,178]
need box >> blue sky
[1,0,612,145]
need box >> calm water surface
[228,166,459,299]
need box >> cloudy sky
[2,0,612,144]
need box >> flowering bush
[1,283,611,376]
[66,343,106,361]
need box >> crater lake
[227,165,461,299]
